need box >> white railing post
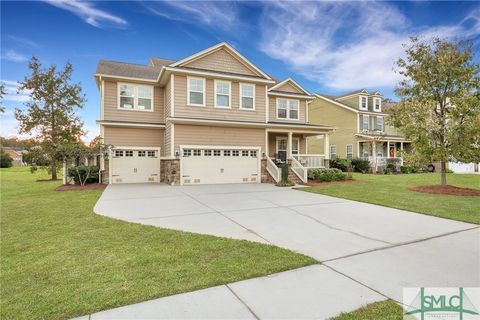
[291,157,307,183]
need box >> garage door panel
[111,149,160,184]
[182,147,260,185]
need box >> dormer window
[374,98,381,112]
[359,96,368,110]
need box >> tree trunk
[51,163,57,180]
[440,161,447,186]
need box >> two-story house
[95,42,334,185]
[307,89,410,170]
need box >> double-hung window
[374,98,381,112]
[330,145,337,159]
[240,83,255,110]
[188,77,205,106]
[376,116,384,131]
[346,145,353,160]
[277,98,300,120]
[119,84,153,111]
[359,96,368,110]
[215,80,231,108]
[362,115,370,131]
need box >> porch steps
[288,166,305,185]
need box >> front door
[389,145,395,158]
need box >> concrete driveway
[92,183,480,319]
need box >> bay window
[187,77,205,106]
[119,83,153,111]
[277,98,300,120]
[240,83,255,110]
[215,80,231,108]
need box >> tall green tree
[15,57,85,180]
[0,84,5,113]
[390,37,480,186]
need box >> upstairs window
[359,96,368,110]
[215,80,231,108]
[362,115,370,131]
[240,83,255,110]
[119,84,153,111]
[374,98,381,112]
[376,116,384,131]
[187,77,205,106]
[277,98,300,120]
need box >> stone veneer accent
[161,159,180,185]
[260,159,276,184]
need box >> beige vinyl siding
[307,98,357,157]
[339,96,360,109]
[268,96,307,123]
[275,82,302,94]
[103,81,165,123]
[173,124,265,153]
[103,126,165,155]
[182,48,258,76]
[165,122,172,157]
[173,74,266,122]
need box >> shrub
[384,163,395,174]
[0,149,13,168]
[308,168,346,182]
[67,165,99,185]
[446,168,454,173]
[330,158,349,172]
[400,165,421,174]
[351,158,370,173]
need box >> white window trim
[376,116,384,131]
[359,95,368,111]
[373,97,382,112]
[330,145,337,157]
[346,144,353,159]
[276,98,300,120]
[239,83,255,111]
[117,82,154,112]
[214,79,232,109]
[362,115,370,131]
[187,76,206,107]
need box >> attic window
[359,96,368,110]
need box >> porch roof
[355,133,410,142]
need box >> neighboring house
[307,89,411,170]
[3,147,26,166]
[95,42,334,185]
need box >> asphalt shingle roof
[96,57,175,80]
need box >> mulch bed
[306,179,364,187]
[55,183,106,191]
[409,185,480,196]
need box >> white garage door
[111,148,160,184]
[448,162,477,174]
[181,147,260,185]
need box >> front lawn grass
[0,167,317,320]
[332,300,404,320]
[305,173,479,224]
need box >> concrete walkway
[83,183,480,319]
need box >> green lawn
[305,173,480,224]
[0,168,316,320]
[332,300,405,320]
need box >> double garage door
[111,148,160,184]
[181,147,260,185]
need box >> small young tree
[390,37,480,185]
[15,57,85,180]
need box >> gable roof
[268,78,310,95]
[170,42,272,80]
[96,58,173,81]
[335,88,369,100]
[314,93,388,115]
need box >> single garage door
[181,147,260,185]
[111,148,160,183]
[448,162,478,174]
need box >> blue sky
[1,1,479,141]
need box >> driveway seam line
[287,207,393,245]
[179,190,273,244]
[134,211,216,220]
[323,226,480,263]
[225,284,261,320]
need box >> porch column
[324,133,330,160]
[287,131,293,159]
[372,141,377,172]
[387,141,390,158]
[400,142,404,152]
[265,130,269,159]
[356,141,360,158]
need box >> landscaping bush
[330,158,349,172]
[400,165,421,174]
[351,158,370,173]
[0,149,13,168]
[67,165,99,185]
[308,168,346,182]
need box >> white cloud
[7,35,39,48]
[1,49,28,62]
[1,80,31,103]
[258,2,480,91]
[143,1,239,31]
[43,0,127,28]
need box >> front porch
[358,139,411,171]
[265,130,330,183]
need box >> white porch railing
[291,157,308,183]
[365,156,404,166]
[293,154,325,168]
[266,156,280,183]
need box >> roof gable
[269,78,310,95]
[170,42,271,79]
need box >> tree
[0,149,13,168]
[389,37,480,186]
[15,57,85,180]
[0,84,5,113]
